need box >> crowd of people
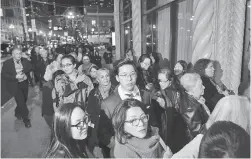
[1,43,250,158]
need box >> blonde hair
[180,73,201,92]
[206,95,250,134]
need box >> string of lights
[27,0,108,8]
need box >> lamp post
[9,24,15,44]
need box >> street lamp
[9,24,15,44]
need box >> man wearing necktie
[98,59,156,157]
[2,47,32,128]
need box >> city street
[1,86,51,158]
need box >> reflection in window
[121,0,133,55]
[92,20,96,26]
[142,0,193,67]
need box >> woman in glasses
[136,54,157,91]
[155,68,189,153]
[112,99,173,158]
[52,55,93,110]
[45,103,94,158]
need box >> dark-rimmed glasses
[71,115,90,130]
[125,114,149,126]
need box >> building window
[142,0,193,67]
[120,0,133,56]
[92,20,96,26]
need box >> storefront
[114,0,249,93]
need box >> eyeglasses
[71,115,90,130]
[119,72,137,79]
[143,62,151,66]
[62,63,73,68]
[125,114,149,126]
[158,79,170,83]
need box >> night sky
[55,0,83,6]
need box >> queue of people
[1,44,250,158]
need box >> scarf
[99,82,111,99]
[123,127,163,158]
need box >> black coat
[42,81,54,116]
[201,76,224,112]
[103,52,113,64]
[136,67,153,90]
[2,58,32,96]
[36,58,52,81]
[86,85,115,151]
[179,93,209,140]
[156,85,189,153]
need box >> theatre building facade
[114,0,250,93]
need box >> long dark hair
[194,59,212,77]
[45,103,88,158]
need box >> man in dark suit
[98,60,156,157]
[2,47,32,128]
[36,49,51,89]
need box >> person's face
[97,70,110,86]
[40,50,48,58]
[90,68,97,79]
[127,51,132,57]
[78,48,82,53]
[205,62,215,77]
[71,107,89,140]
[124,107,148,138]
[174,63,184,75]
[140,58,151,70]
[158,73,171,90]
[116,65,137,92]
[12,49,22,61]
[191,78,205,98]
[82,56,90,65]
[35,47,40,54]
[61,58,76,75]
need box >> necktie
[125,92,140,98]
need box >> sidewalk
[1,86,51,158]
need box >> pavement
[1,86,51,158]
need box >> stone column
[215,0,247,93]
[114,0,121,60]
[192,0,247,93]
[191,0,215,64]
[132,0,142,58]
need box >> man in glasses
[2,47,32,128]
[98,59,157,157]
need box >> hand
[157,97,165,108]
[146,83,153,90]
[222,90,230,96]
[163,146,173,158]
[16,73,24,79]
[93,146,103,158]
